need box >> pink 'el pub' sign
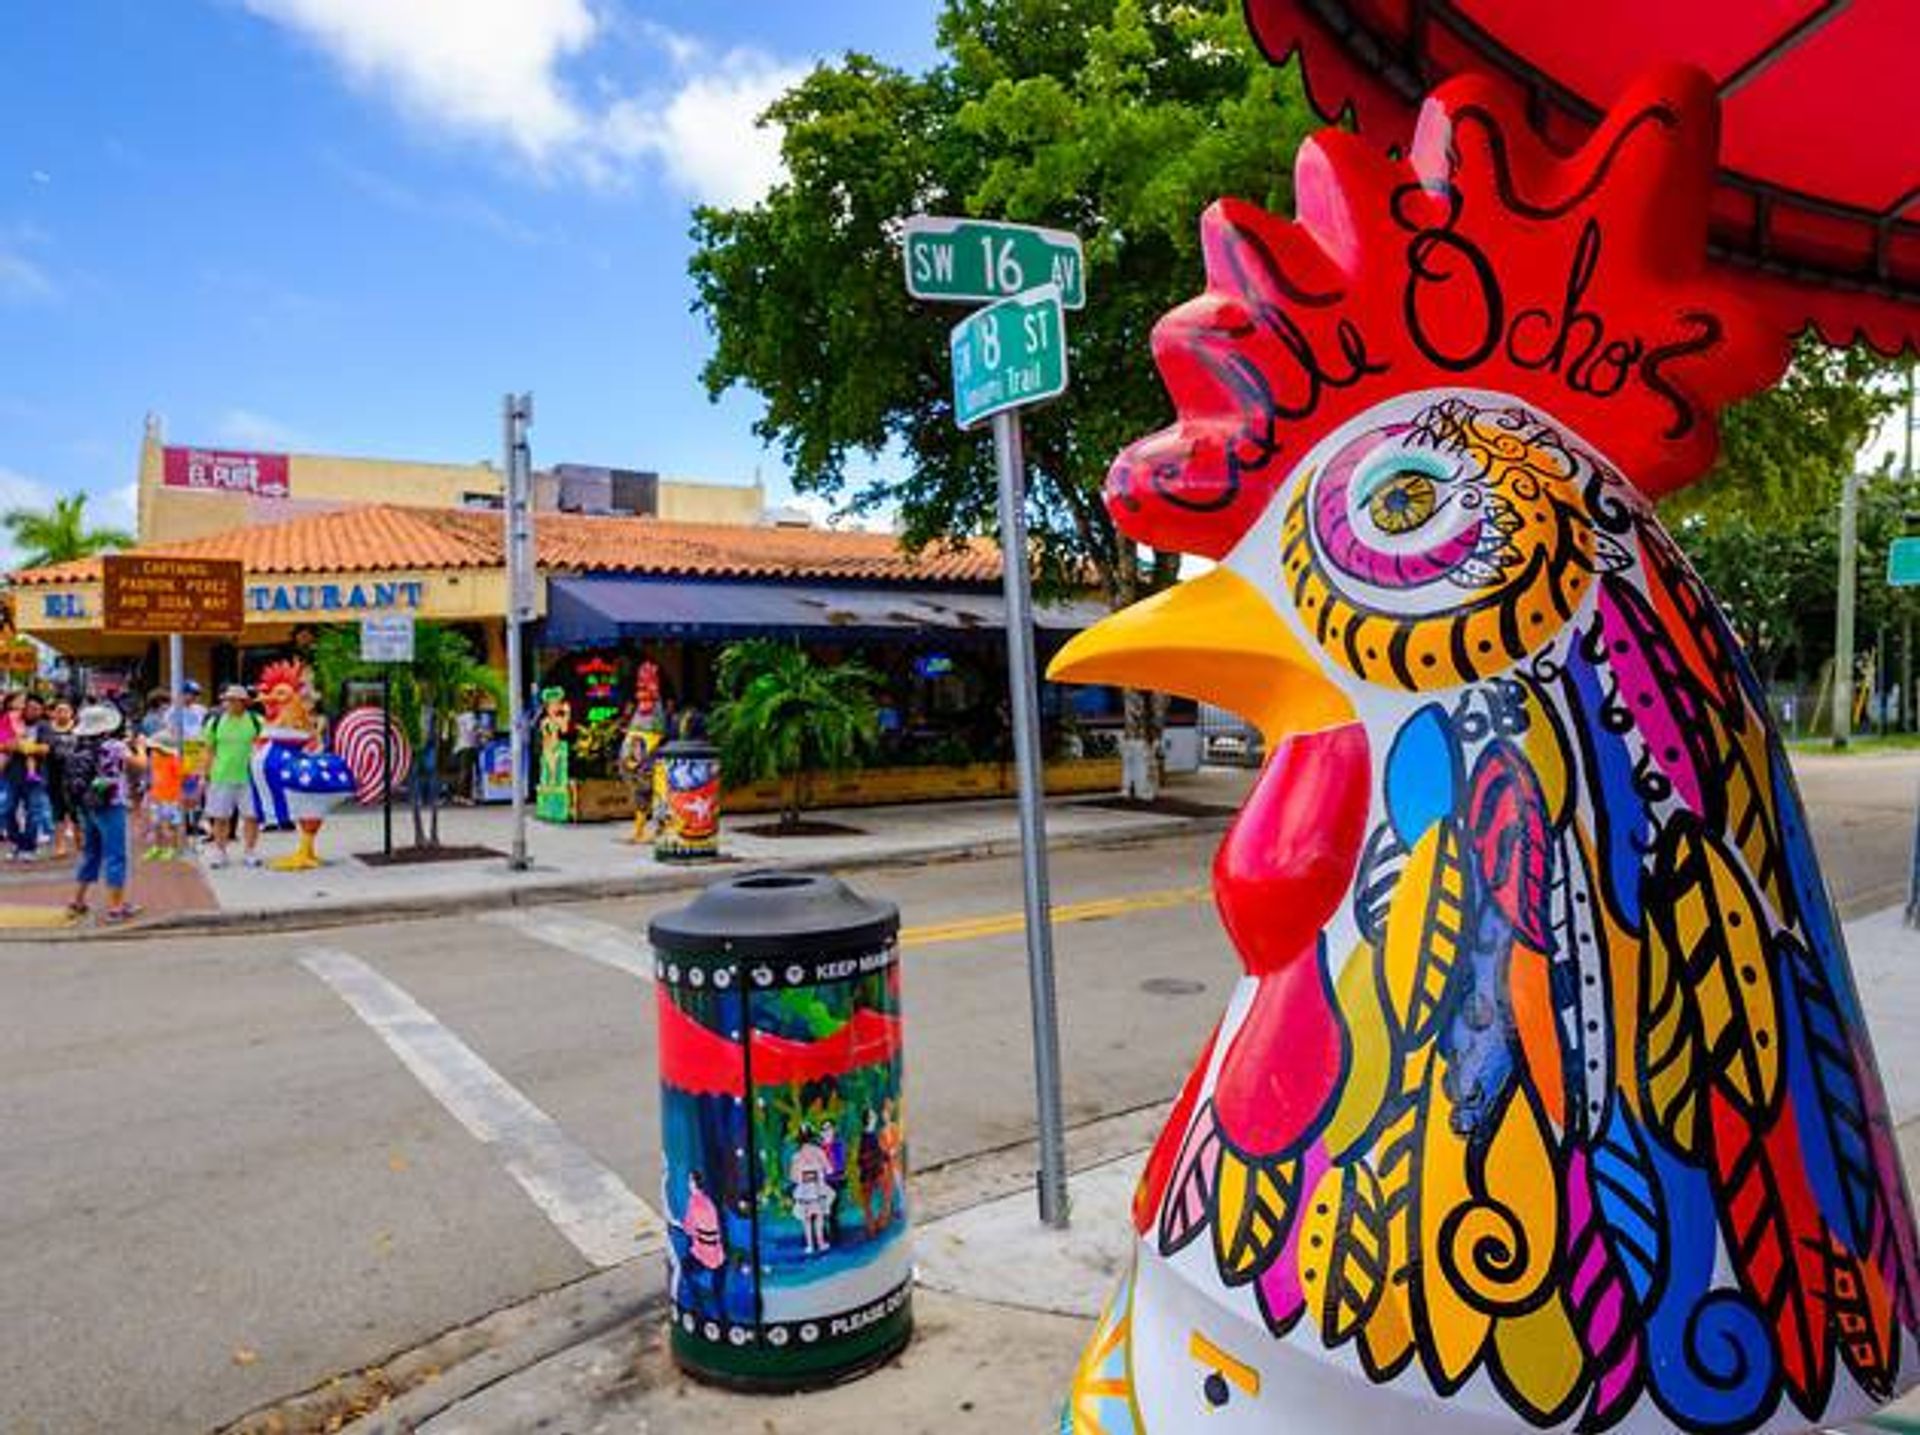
[161,445,290,498]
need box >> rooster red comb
[1110,64,1790,561]
[257,658,309,693]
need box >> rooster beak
[1047,568,1354,745]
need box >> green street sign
[949,285,1069,430]
[904,216,1085,310]
[1889,536,1920,587]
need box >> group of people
[0,679,291,924]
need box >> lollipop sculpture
[1049,65,1919,1435]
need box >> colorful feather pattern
[1122,499,1914,1432]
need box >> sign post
[940,269,1075,1229]
[100,556,246,772]
[360,615,415,859]
[503,394,536,873]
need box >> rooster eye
[1189,1330,1258,1410]
[1366,470,1437,535]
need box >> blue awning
[540,577,1108,648]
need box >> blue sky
[0,0,944,554]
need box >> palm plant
[3,494,134,569]
[711,639,883,830]
[312,622,507,848]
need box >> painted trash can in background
[651,872,911,1389]
[653,739,722,862]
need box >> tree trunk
[1108,542,1179,802]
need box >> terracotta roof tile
[8,504,1003,588]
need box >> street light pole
[1834,468,1860,749]
[503,393,535,872]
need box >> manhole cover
[1140,977,1206,997]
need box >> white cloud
[602,51,805,208]
[243,2,803,206]
[242,0,596,161]
[0,467,55,568]
[212,408,313,452]
[0,247,56,305]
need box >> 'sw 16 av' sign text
[904,217,1085,310]
[101,555,246,636]
[949,285,1069,430]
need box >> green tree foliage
[710,639,882,829]
[312,622,507,847]
[689,0,1318,608]
[1667,338,1901,529]
[3,493,133,570]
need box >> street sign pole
[381,669,394,860]
[504,393,535,873]
[992,407,1071,1230]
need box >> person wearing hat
[65,703,146,923]
[203,684,263,869]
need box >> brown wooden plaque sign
[101,555,245,636]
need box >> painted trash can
[651,872,912,1390]
[653,739,722,862]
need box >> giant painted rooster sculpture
[252,658,356,871]
[1048,66,1919,1435]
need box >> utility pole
[503,394,535,872]
[1834,469,1860,749]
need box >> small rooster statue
[252,659,355,871]
[1048,66,1918,1435]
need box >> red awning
[1244,0,1920,352]
[655,989,904,1098]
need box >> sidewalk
[0,831,218,932]
[222,907,1920,1435]
[0,769,1250,940]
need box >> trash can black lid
[649,871,899,956]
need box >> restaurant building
[9,501,1123,812]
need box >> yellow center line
[900,884,1212,948]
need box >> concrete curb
[1,812,1230,944]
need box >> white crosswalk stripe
[480,907,653,983]
[300,946,662,1266]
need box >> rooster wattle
[1049,64,1918,1435]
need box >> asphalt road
[1,752,1914,1435]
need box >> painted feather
[1353,822,1409,945]
[1656,820,1781,1123]
[1464,740,1554,949]
[1563,1145,1646,1431]
[1357,1049,1429,1384]
[1157,1100,1223,1257]
[1379,820,1471,1044]
[1385,704,1460,847]
[1828,1233,1899,1403]
[1561,638,1654,931]
[1135,1022,1220,1237]
[1593,576,1715,817]
[1636,880,1708,1160]
[1549,825,1615,1139]
[1212,1145,1302,1287]
[1698,708,1793,926]
[1773,931,1876,1249]
[1706,1090,1832,1416]
[1300,1159,1390,1347]
[1768,735,1857,1027]
[1588,1104,1663,1305]
[1634,516,1744,719]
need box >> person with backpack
[66,703,146,924]
[203,684,264,869]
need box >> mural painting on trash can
[656,953,909,1339]
[654,744,722,860]
[1046,64,1920,1435]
